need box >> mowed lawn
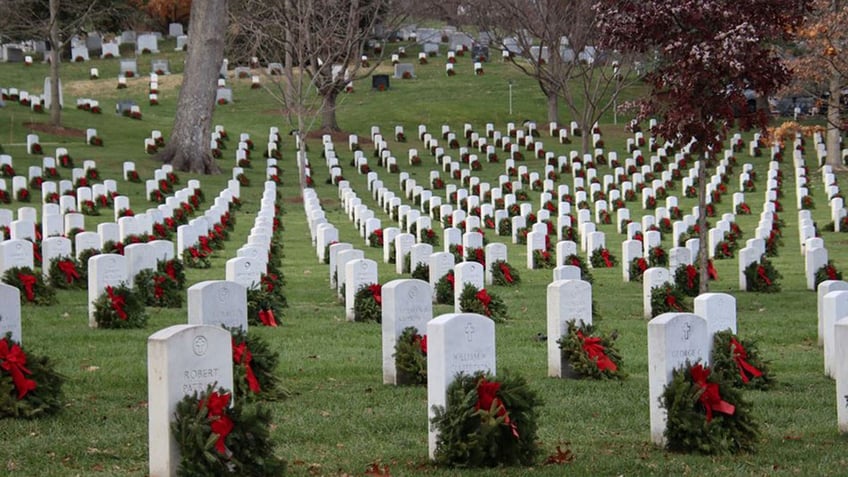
[1,39,848,476]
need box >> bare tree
[0,0,110,127]
[155,0,227,173]
[461,0,640,153]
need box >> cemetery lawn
[1,40,848,476]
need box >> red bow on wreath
[200,391,234,455]
[153,275,167,300]
[730,338,763,384]
[707,261,718,280]
[476,289,492,317]
[476,378,519,438]
[499,263,514,283]
[686,265,698,289]
[0,338,37,399]
[105,286,127,320]
[199,236,213,253]
[665,292,683,311]
[757,266,771,286]
[17,273,37,301]
[258,309,278,327]
[165,262,177,280]
[576,331,617,372]
[601,249,612,267]
[690,364,735,422]
[232,339,261,393]
[446,272,455,287]
[57,260,80,284]
[415,334,427,355]
[637,258,648,273]
[827,266,838,280]
[369,284,382,306]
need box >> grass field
[1,38,848,476]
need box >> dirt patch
[23,122,86,138]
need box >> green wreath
[630,257,648,282]
[394,327,427,385]
[182,247,212,269]
[491,260,521,286]
[0,333,64,419]
[228,328,288,401]
[744,259,782,293]
[814,261,843,289]
[650,284,691,317]
[2,267,57,306]
[589,248,617,268]
[47,256,86,289]
[411,262,430,282]
[648,246,668,267]
[171,385,287,476]
[532,250,555,269]
[133,269,183,308]
[710,330,774,390]
[420,228,439,246]
[458,283,508,322]
[673,264,701,297]
[556,321,626,380]
[158,259,187,289]
[662,362,759,454]
[435,271,455,305]
[498,218,511,237]
[77,248,100,276]
[353,283,382,323]
[246,288,284,327]
[431,371,541,467]
[92,284,148,329]
[563,254,594,283]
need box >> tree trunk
[48,0,61,127]
[156,0,227,174]
[320,89,341,131]
[697,153,709,294]
[826,72,842,168]
[546,92,559,125]
[580,122,591,155]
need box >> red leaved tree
[595,0,810,292]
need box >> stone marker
[187,280,248,331]
[546,279,592,377]
[381,279,432,384]
[88,254,128,327]
[0,283,21,343]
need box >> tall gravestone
[694,293,737,360]
[88,254,128,328]
[546,279,592,377]
[834,319,848,432]
[345,258,378,321]
[187,280,248,331]
[818,280,848,346]
[426,313,496,459]
[0,283,22,343]
[147,325,233,477]
[381,279,432,384]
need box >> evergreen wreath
[630,257,649,282]
[228,327,288,401]
[0,333,64,419]
[431,371,541,468]
[353,283,382,323]
[246,288,284,327]
[650,284,692,317]
[662,362,759,455]
[92,284,148,329]
[158,258,187,289]
[171,385,287,476]
[411,262,430,282]
[491,259,521,286]
[393,327,427,385]
[648,246,668,267]
[556,321,626,380]
[498,218,511,236]
[435,271,455,305]
[2,267,57,305]
[420,227,439,246]
[458,283,508,322]
[564,254,594,283]
[532,249,555,269]
[674,264,701,297]
[465,247,485,265]
[133,269,183,308]
[589,247,617,268]
[814,261,843,289]
[47,256,86,289]
[710,330,774,390]
[182,246,212,268]
[744,258,782,293]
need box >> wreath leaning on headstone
[92,284,149,329]
[393,327,427,385]
[814,261,843,290]
[47,256,86,289]
[662,362,759,455]
[247,287,284,327]
[673,264,700,297]
[353,283,382,323]
[490,259,521,286]
[2,267,57,306]
[431,371,542,468]
[228,327,288,401]
[0,333,65,419]
[589,247,617,268]
[743,258,782,293]
[557,321,626,380]
[564,254,594,283]
[710,330,775,390]
[650,284,692,317]
[435,271,455,305]
[133,269,183,308]
[171,385,287,477]
[459,283,508,322]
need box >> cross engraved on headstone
[192,336,208,356]
[682,322,691,340]
[465,323,475,342]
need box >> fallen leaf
[364,461,391,476]
[783,435,802,441]
[320,410,331,417]
[544,445,575,465]
[84,366,100,372]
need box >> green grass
[1,39,848,476]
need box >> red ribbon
[827,266,838,280]
[369,284,382,305]
[730,338,763,384]
[757,266,771,286]
[415,334,427,355]
[476,289,492,317]
[686,265,698,289]
[32,244,41,265]
[637,258,648,273]
[18,273,36,301]
[263,274,276,293]
[153,275,167,300]
[200,391,234,455]
[707,261,718,280]
[601,249,612,268]
[189,247,200,258]
[199,236,212,253]
[475,378,519,438]
[258,309,278,327]
[232,339,261,393]
[665,293,683,311]
[499,263,514,283]
[446,272,455,287]
[721,242,730,257]
[570,256,581,267]
[0,338,37,399]
[690,364,735,422]
[576,331,618,372]
[165,262,177,280]
[105,286,127,320]
[57,260,80,284]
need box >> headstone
[694,293,737,359]
[454,261,484,312]
[125,243,157,282]
[429,252,455,302]
[647,313,709,445]
[0,239,34,274]
[147,325,233,477]
[547,279,592,377]
[834,319,848,432]
[345,258,379,321]
[381,279,432,384]
[819,281,848,346]
[426,313,496,458]
[225,256,263,289]
[643,267,670,319]
[88,254,128,327]
[187,280,248,331]
[0,283,21,343]
[823,291,848,377]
